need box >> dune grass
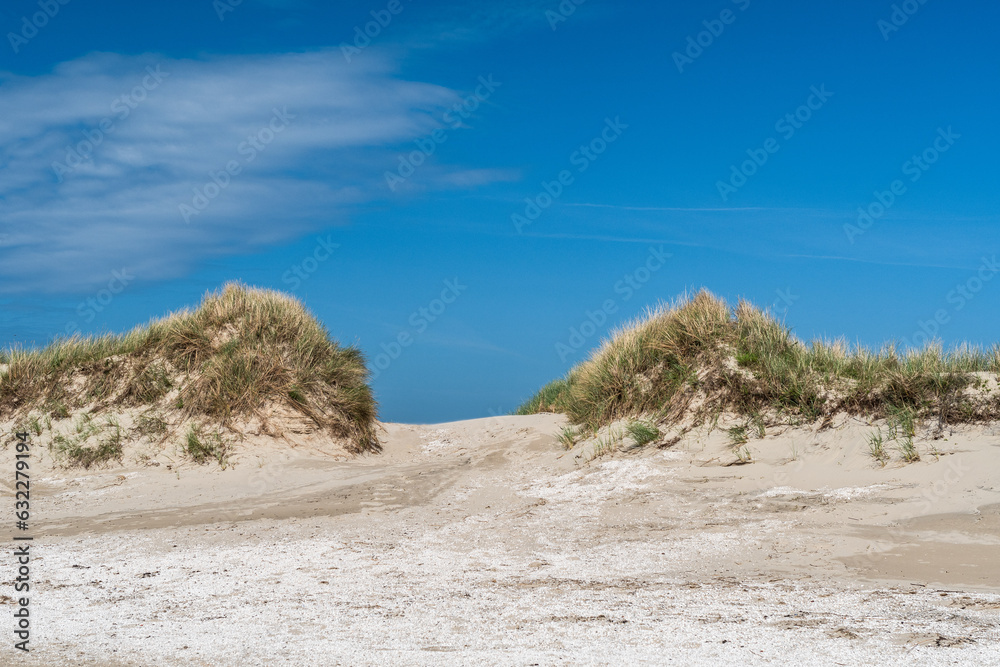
[517,290,1000,433]
[514,376,574,416]
[185,425,229,466]
[0,283,379,454]
[47,415,124,468]
[626,420,660,446]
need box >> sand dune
[6,413,1000,665]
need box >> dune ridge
[518,290,1000,462]
[0,283,378,469]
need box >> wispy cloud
[517,232,703,247]
[437,168,521,188]
[395,0,563,46]
[781,254,980,272]
[564,202,770,213]
[0,49,507,293]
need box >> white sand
[5,414,1000,665]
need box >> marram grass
[517,290,1000,431]
[0,282,378,454]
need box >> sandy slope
[3,414,1000,665]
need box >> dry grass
[518,290,1000,433]
[0,283,379,458]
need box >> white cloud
[438,168,521,188]
[0,49,500,293]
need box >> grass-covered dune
[0,283,378,466]
[518,290,1000,435]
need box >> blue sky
[1,0,998,423]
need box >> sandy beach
[6,413,999,665]
[4,2,998,664]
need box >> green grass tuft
[727,425,749,446]
[47,401,70,420]
[626,420,660,447]
[61,440,123,469]
[515,377,574,415]
[133,413,168,439]
[556,425,576,449]
[52,415,124,469]
[732,445,753,465]
[867,430,888,466]
[898,436,920,463]
[185,426,229,466]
